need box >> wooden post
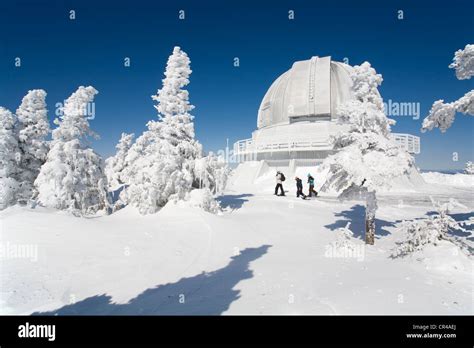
[365,210,375,245]
[363,189,377,245]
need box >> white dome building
[234,56,420,167]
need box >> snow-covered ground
[0,169,472,315]
[421,171,474,187]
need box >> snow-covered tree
[0,107,21,209]
[105,132,135,190]
[15,89,50,203]
[122,47,203,214]
[422,44,474,133]
[34,86,110,215]
[465,161,474,175]
[321,62,416,245]
[391,199,471,257]
[194,152,230,195]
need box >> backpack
[280,173,286,182]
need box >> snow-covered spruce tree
[320,62,416,245]
[15,89,50,203]
[194,152,230,195]
[0,107,21,209]
[34,86,110,215]
[465,161,474,175]
[122,47,203,214]
[105,132,135,190]
[422,44,474,132]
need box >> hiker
[307,173,318,197]
[275,171,285,196]
[295,177,307,199]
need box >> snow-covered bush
[122,47,203,214]
[35,86,110,215]
[194,152,231,195]
[392,201,471,257]
[0,107,21,209]
[105,132,134,190]
[331,222,357,250]
[181,188,221,214]
[422,44,474,133]
[321,62,417,244]
[15,89,50,203]
[324,222,365,261]
[465,161,474,175]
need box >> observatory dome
[257,56,355,129]
[233,55,420,166]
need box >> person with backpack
[307,173,318,197]
[295,177,307,199]
[275,171,285,196]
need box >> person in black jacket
[274,171,285,196]
[307,173,318,197]
[295,177,307,199]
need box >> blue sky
[0,0,473,170]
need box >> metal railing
[234,133,420,156]
[391,133,421,154]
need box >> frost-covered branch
[422,44,474,133]
[421,91,474,133]
[449,44,474,80]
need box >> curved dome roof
[257,56,355,129]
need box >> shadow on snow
[34,245,271,315]
[217,193,253,210]
[325,204,397,240]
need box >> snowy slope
[0,173,472,315]
[421,172,473,188]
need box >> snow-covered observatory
[233,56,420,167]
